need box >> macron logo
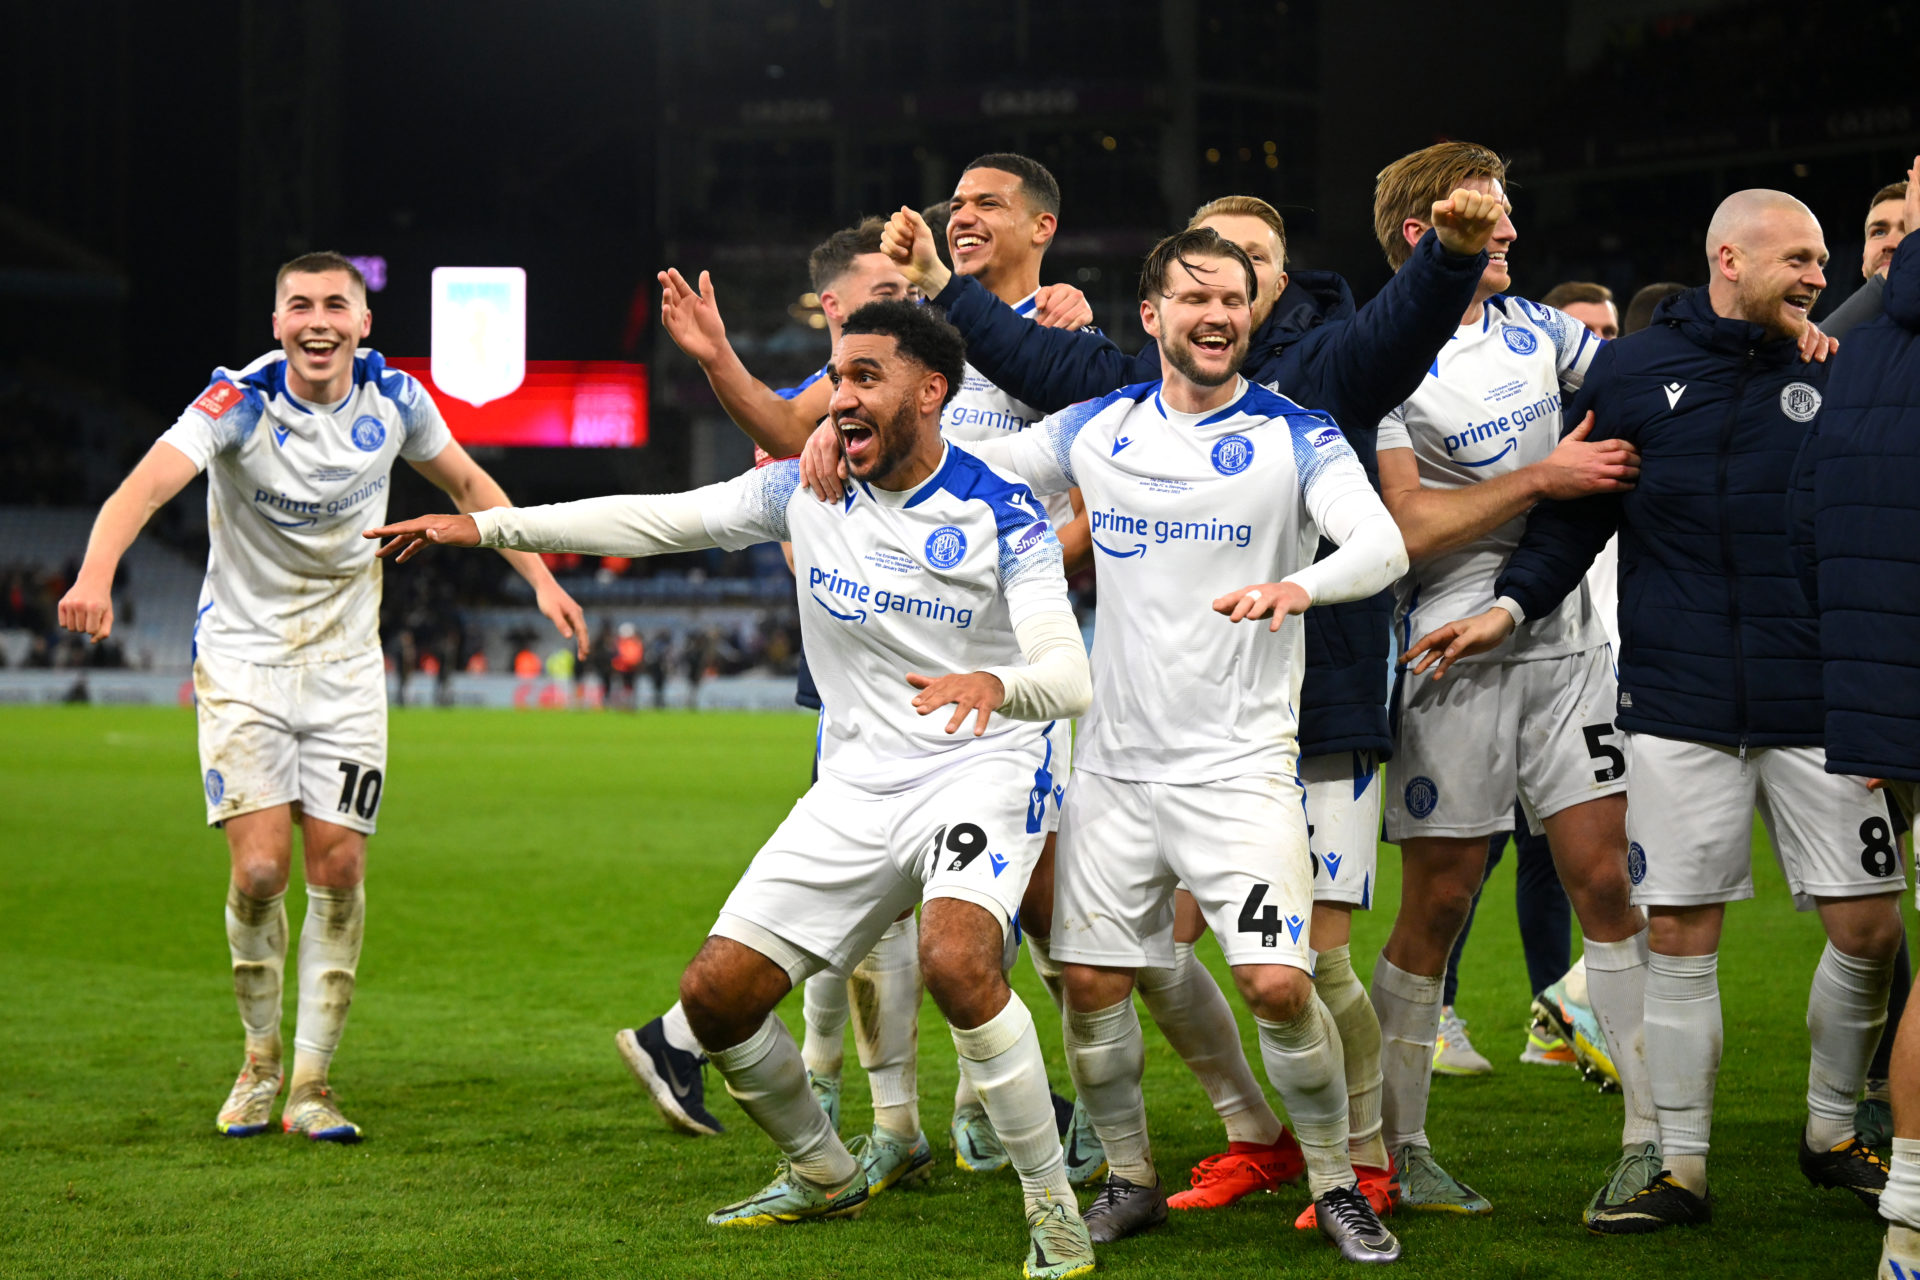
[1663,382,1686,410]
[1111,435,1133,455]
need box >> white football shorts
[1305,750,1382,908]
[1052,768,1316,973]
[1041,719,1071,836]
[711,744,1051,980]
[194,646,389,834]
[1623,733,1907,909]
[1385,645,1625,842]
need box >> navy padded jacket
[1497,286,1828,748]
[933,230,1486,757]
[1789,235,1920,780]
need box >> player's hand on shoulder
[536,580,589,659]
[882,207,949,292]
[1539,411,1639,499]
[906,670,1006,737]
[657,268,728,365]
[1402,607,1517,680]
[364,513,481,562]
[1212,581,1312,632]
[1796,319,1837,364]
[57,575,114,642]
[1032,283,1093,330]
[1430,187,1504,257]
[799,420,847,502]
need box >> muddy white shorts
[194,646,388,834]
[1624,733,1906,909]
[1052,768,1316,973]
[712,745,1049,980]
[1385,645,1625,842]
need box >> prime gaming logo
[1089,508,1254,559]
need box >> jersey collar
[1152,376,1249,429]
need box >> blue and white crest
[1211,435,1255,475]
[350,415,386,452]
[205,769,225,806]
[925,525,968,569]
[1405,776,1438,820]
[1628,842,1647,885]
[1501,326,1538,356]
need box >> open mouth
[299,338,340,360]
[840,421,876,463]
[1487,250,1510,267]
[1192,332,1233,355]
[952,232,989,256]
[1783,292,1815,315]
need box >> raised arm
[880,207,1152,412]
[658,268,830,457]
[1314,220,1494,433]
[408,440,587,656]
[57,440,201,641]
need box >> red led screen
[386,358,648,448]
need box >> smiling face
[272,269,370,402]
[947,167,1053,288]
[1726,207,1829,339]
[827,334,944,486]
[1196,212,1287,329]
[1143,253,1252,391]
[1864,197,1906,279]
[819,253,915,330]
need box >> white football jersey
[1376,296,1605,663]
[940,291,1077,530]
[972,378,1382,784]
[158,349,452,666]
[688,446,1069,796]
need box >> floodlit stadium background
[3,3,1917,1276]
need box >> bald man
[1405,189,1900,1234]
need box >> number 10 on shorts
[336,761,384,821]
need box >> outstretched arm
[57,440,201,641]
[658,267,830,457]
[408,441,587,657]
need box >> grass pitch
[0,705,1891,1278]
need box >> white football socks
[290,883,364,1100]
[1582,929,1660,1148]
[1806,942,1894,1149]
[1883,1138,1920,1229]
[1370,951,1442,1154]
[1316,944,1387,1167]
[711,1014,859,1189]
[952,994,1075,1213]
[1562,955,1590,1005]
[1026,932,1068,1014]
[1644,951,1720,1192]
[1135,942,1282,1147]
[850,914,922,1138]
[1255,995,1353,1197]
[225,883,288,1064]
[660,1001,702,1055]
[800,968,850,1082]
[1064,998,1153,1186]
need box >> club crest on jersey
[192,383,243,419]
[1405,775,1439,820]
[1628,842,1647,885]
[1780,382,1822,423]
[1501,326,1538,355]
[350,415,386,451]
[1211,435,1255,475]
[925,525,967,569]
[205,769,225,806]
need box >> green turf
[0,705,1890,1278]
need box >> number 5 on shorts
[1583,724,1625,783]
[336,761,384,821]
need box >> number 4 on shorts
[1238,883,1281,948]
